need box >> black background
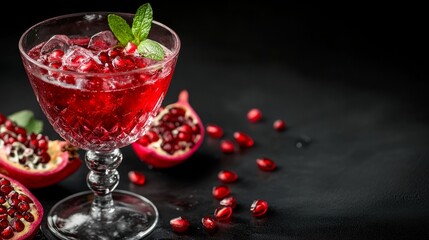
[1,1,428,239]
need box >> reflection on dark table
[2,1,428,239]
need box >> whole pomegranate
[132,90,204,168]
[0,113,81,188]
[0,173,43,239]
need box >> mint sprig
[108,3,165,60]
[8,110,43,134]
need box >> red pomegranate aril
[0,214,6,220]
[1,226,14,239]
[0,219,8,228]
[202,216,217,232]
[0,206,5,214]
[170,216,190,233]
[10,218,25,232]
[214,206,232,221]
[23,212,34,222]
[247,108,262,123]
[206,124,224,138]
[0,178,10,186]
[273,119,287,131]
[233,132,254,148]
[256,157,277,171]
[0,196,4,204]
[220,196,237,209]
[0,185,13,194]
[124,42,137,54]
[128,171,146,186]
[17,201,30,212]
[18,194,33,204]
[212,185,230,200]
[220,140,235,154]
[217,170,238,183]
[250,199,269,217]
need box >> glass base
[45,190,158,240]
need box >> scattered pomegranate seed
[206,124,224,138]
[247,108,262,123]
[217,170,238,183]
[250,199,268,217]
[170,216,190,233]
[1,226,14,239]
[220,196,237,209]
[212,185,230,200]
[214,206,232,221]
[128,171,146,185]
[273,119,287,131]
[220,140,235,154]
[201,216,217,232]
[256,158,277,171]
[233,131,254,148]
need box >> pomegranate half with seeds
[0,173,43,239]
[132,90,204,168]
[0,114,82,189]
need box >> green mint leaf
[132,3,153,44]
[137,39,165,60]
[108,14,134,45]
[25,118,44,135]
[8,110,43,134]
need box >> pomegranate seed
[217,170,238,183]
[7,207,16,216]
[0,196,4,204]
[10,218,25,232]
[220,196,237,209]
[124,42,137,54]
[0,185,13,194]
[17,201,30,212]
[233,131,254,148]
[1,226,14,239]
[18,194,33,204]
[5,120,15,132]
[0,114,6,124]
[256,158,277,171]
[247,108,262,123]
[201,216,217,232]
[212,185,230,200]
[0,219,8,228]
[220,140,235,154]
[0,206,6,214]
[23,212,34,222]
[170,216,190,233]
[206,124,224,138]
[0,178,10,186]
[146,130,159,142]
[214,206,232,221]
[137,135,150,146]
[273,119,287,131]
[0,214,7,220]
[128,171,146,185]
[250,199,269,217]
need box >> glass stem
[86,149,122,221]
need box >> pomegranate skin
[132,90,205,168]
[0,173,44,240]
[0,140,82,189]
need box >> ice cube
[62,45,100,71]
[41,35,71,55]
[88,31,118,51]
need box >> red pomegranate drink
[23,29,176,151]
[19,4,181,239]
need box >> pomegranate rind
[132,90,205,168]
[0,173,43,239]
[0,140,82,188]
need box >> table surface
[1,2,428,240]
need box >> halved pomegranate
[132,90,204,168]
[0,113,82,189]
[0,173,43,239]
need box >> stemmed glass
[18,12,180,239]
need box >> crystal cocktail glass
[19,12,180,239]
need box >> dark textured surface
[2,1,428,239]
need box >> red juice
[23,36,176,151]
